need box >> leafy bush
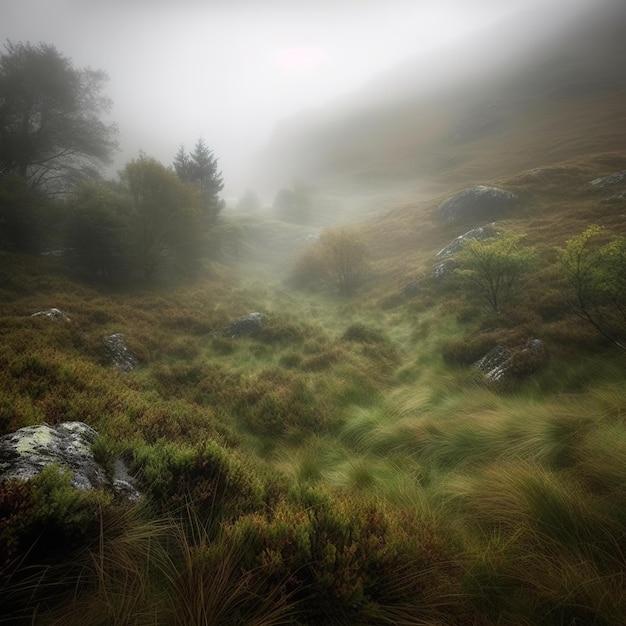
[560,225,626,350]
[455,231,538,312]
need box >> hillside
[250,1,626,211]
[2,4,626,624]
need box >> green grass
[3,143,626,625]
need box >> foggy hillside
[250,1,626,203]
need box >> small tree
[122,154,202,279]
[455,232,537,312]
[318,228,368,296]
[560,225,626,350]
[173,138,224,226]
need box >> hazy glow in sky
[0,0,593,194]
[276,47,328,73]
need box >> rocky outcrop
[102,333,137,372]
[224,312,266,338]
[436,225,498,258]
[436,186,518,222]
[583,171,626,190]
[434,225,498,278]
[433,258,458,280]
[475,339,545,383]
[31,307,70,322]
[0,422,140,502]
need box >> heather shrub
[131,441,264,520]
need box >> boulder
[436,225,498,258]
[475,339,544,383]
[433,258,458,280]
[434,225,498,278]
[436,186,518,222]
[31,307,70,322]
[103,333,137,372]
[224,312,266,338]
[0,422,140,502]
[433,223,498,278]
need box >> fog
[0,0,601,197]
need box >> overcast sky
[0,0,597,196]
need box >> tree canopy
[65,181,132,284]
[0,41,117,192]
[122,154,203,279]
[173,139,223,226]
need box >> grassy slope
[3,11,626,623]
[2,148,626,622]
[254,2,626,218]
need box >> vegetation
[1,37,626,626]
[0,41,117,193]
[455,231,537,313]
[122,154,205,279]
[172,138,224,227]
[290,227,369,296]
[560,225,626,350]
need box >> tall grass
[3,202,626,626]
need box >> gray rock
[434,225,498,279]
[583,171,626,190]
[433,258,458,280]
[436,225,498,257]
[475,345,512,382]
[436,186,518,222]
[0,422,140,502]
[475,339,544,382]
[111,459,141,503]
[31,307,70,322]
[103,333,137,372]
[224,312,266,338]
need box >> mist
[0,0,606,198]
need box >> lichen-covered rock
[436,186,518,222]
[31,307,70,322]
[0,422,140,502]
[103,333,137,372]
[224,312,266,338]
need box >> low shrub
[287,246,327,291]
[224,494,469,624]
[0,466,115,620]
[236,368,336,439]
[132,441,264,521]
